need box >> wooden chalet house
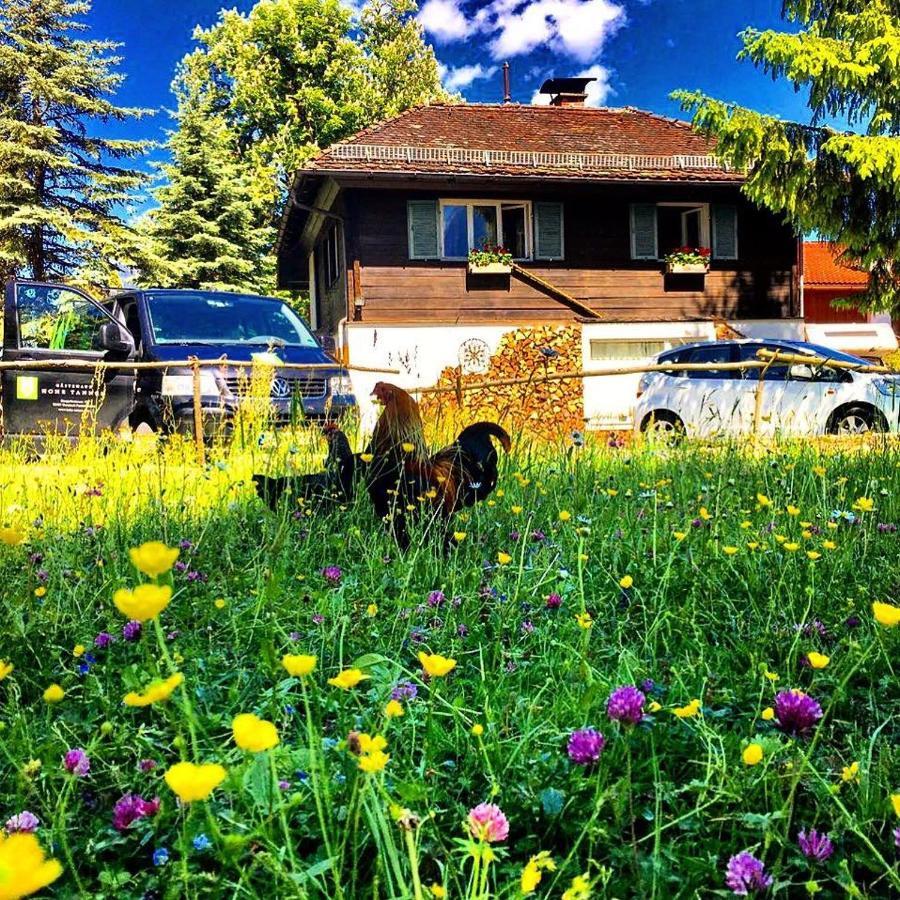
[276,78,803,428]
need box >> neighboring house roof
[804,241,869,288]
[300,103,742,183]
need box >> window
[322,224,341,288]
[685,343,737,379]
[630,203,739,261]
[17,284,110,352]
[590,337,691,361]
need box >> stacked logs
[419,324,584,443]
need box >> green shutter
[712,204,738,259]
[630,204,658,260]
[407,200,439,259]
[534,202,564,260]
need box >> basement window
[589,337,693,361]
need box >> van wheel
[828,405,885,436]
[641,411,685,442]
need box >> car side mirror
[319,334,337,354]
[99,320,135,358]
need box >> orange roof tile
[804,242,869,287]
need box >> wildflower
[606,685,645,726]
[418,652,456,677]
[798,829,834,863]
[558,510,572,522]
[764,671,779,682]
[192,834,211,852]
[123,673,184,707]
[807,652,829,670]
[429,885,446,898]
[4,811,39,834]
[784,542,800,552]
[164,762,227,803]
[471,723,484,736]
[391,681,418,701]
[427,590,445,608]
[673,531,687,541]
[113,584,172,623]
[673,699,702,718]
[813,465,826,477]
[757,494,772,508]
[619,575,633,589]
[282,654,316,677]
[872,601,900,627]
[62,749,90,777]
[467,803,509,843]
[42,684,65,704]
[360,453,374,463]
[21,760,41,780]
[840,762,859,783]
[743,743,764,766]
[575,612,593,629]
[214,598,226,609]
[384,700,404,718]
[497,551,512,565]
[725,851,772,895]
[0,660,12,681]
[546,592,562,609]
[453,531,466,542]
[129,541,179,578]
[761,707,775,721]
[328,668,369,690]
[153,847,170,866]
[723,546,739,556]
[774,690,823,736]
[806,551,821,560]
[787,505,800,516]
[366,603,378,617]
[892,794,900,817]
[0,832,62,897]
[232,714,279,752]
[112,794,160,831]
[93,632,112,649]
[852,496,874,513]
[122,620,142,642]
[520,851,556,893]
[562,874,592,900]
[322,565,343,585]
[358,746,389,773]
[401,442,415,453]
[566,728,605,765]
[34,587,46,598]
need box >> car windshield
[792,343,870,366]
[145,291,318,348]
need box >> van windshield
[145,291,318,348]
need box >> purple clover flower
[641,678,655,693]
[877,523,897,533]
[93,632,113,648]
[122,620,142,642]
[725,851,773,895]
[322,565,343,585]
[546,593,562,609]
[138,759,158,772]
[63,748,90,777]
[774,690,823,736]
[427,590,445,608]
[391,681,418,702]
[521,620,535,633]
[311,614,325,626]
[457,623,469,637]
[173,561,188,573]
[797,829,834,863]
[531,529,546,542]
[566,728,605,765]
[894,827,900,850]
[112,794,160,831]
[5,811,39,833]
[606,685,646,726]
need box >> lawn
[1,430,899,899]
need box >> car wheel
[641,411,685,442]
[828,405,884,436]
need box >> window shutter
[630,204,658,260]
[712,204,738,259]
[407,200,439,259]
[534,202,564,260]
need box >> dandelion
[891,794,900,817]
[497,551,512,565]
[761,707,775,721]
[797,829,834,863]
[520,851,555,893]
[384,700,404,718]
[62,748,90,777]
[418,652,456,677]
[113,584,172,623]
[0,660,12,681]
[0,832,62,897]
[366,603,378,616]
[4,812,39,834]
[606,685,645,726]
[742,743,764,766]
[328,668,369,690]
[123,673,183,707]
[852,496,874,513]
[566,728,605,765]
[807,551,821,560]
[787,505,800,516]
[282,654,316,677]
[164,762,227,803]
[840,762,859,783]
[725,851,772,895]
[467,803,509,843]
[129,541,179,578]
[575,612,593,629]
[562,874,592,900]
[453,531,466,542]
[112,794,160,832]
[673,531,687,541]
[619,575,633,589]
[756,494,772,508]
[558,510,571,521]
[42,684,65,704]
[673,699,702,718]
[471,723,484,736]
[774,690,823,736]
[723,546,739,555]
[232,714,279,752]
[872,601,900,627]
[429,884,446,898]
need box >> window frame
[437,199,533,260]
[655,202,712,253]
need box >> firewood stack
[419,324,584,443]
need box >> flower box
[468,262,512,275]
[666,261,709,275]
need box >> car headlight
[872,377,900,398]
[160,373,220,396]
[329,375,354,396]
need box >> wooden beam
[299,177,340,254]
[511,263,602,320]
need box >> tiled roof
[804,242,869,287]
[303,103,742,182]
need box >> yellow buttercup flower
[164,761,226,802]
[72,644,85,658]
[756,493,772,508]
[673,531,687,541]
[891,794,900,817]
[747,542,760,550]
[807,652,830,670]
[418,652,456,678]
[360,453,374,463]
[359,749,390,773]
[723,546,739,556]
[673,699,701,719]
[786,504,800,516]
[128,541,179,578]
[648,700,662,712]
[497,551,512,565]
[33,587,46,598]
[232,713,279,752]
[575,611,593,629]
[853,496,874,513]
[282,654,317,677]
[813,465,826,477]
[783,542,800,552]
[761,707,775,721]
[214,598,226,609]
[471,723,484,736]
[558,510,571,522]
[453,531,467,542]
[384,700,404,718]
[806,551,821,560]
[562,873,592,900]
[511,505,523,515]
[0,660,13,681]
[823,540,837,550]
[43,684,65,704]
[429,884,446,898]
[0,832,62,898]
[740,520,752,529]
[366,603,378,617]
[873,601,900,627]
[698,506,711,520]
[742,743,764,766]
[841,761,860,783]
[113,584,172,623]
[619,575,633,589]
[764,671,779,682]
[328,668,370,690]
[520,851,556,893]
[123,672,184,707]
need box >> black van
[1,280,357,437]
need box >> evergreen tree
[0,0,150,285]
[674,0,900,315]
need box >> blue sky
[92,0,812,160]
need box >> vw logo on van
[270,377,292,399]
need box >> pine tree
[0,0,150,285]
[674,0,900,315]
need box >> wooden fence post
[190,357,205,465]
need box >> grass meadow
[0,424,899,899]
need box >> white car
[635,339,900,438]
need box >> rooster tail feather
[456,421,511,453]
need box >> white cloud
[440,63,499,91]
[530,64,613,107]
[417,0,471,43]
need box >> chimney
[539,76,596,107]
[502,62,512,103]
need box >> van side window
[17,285,108,352]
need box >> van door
[2,281,136,436]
